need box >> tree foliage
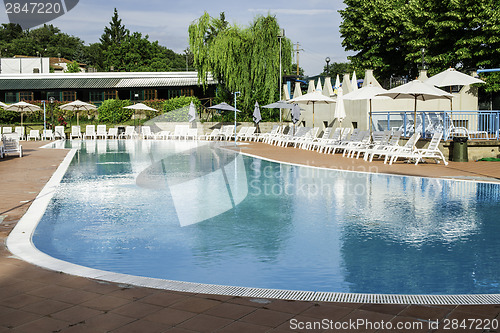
[0,9,188,73]
[189,12,292,113]
[340,0,500,89]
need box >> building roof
[0,72,215,90]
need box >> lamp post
[233,91,240,142]
[49,97,55,128]
[278,29,285,123]
[325,57,330,75]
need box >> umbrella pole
[369,99,373,138]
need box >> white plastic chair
[107,128,118,139]
[96,125,107,139]
[83,125,96,140]
[140,126,155,139]
[27,129,40,141]
[54,126,66,140]
[14,126,25,140]
[42,129,55,140]
[2,127,12,134]
[118,126,138,139]
[70,126,82,140]
[1,133,22,158]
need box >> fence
[371,110,500,140]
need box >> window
[46,91,59,101]
[130,90,143,100]
[144,89,157,100]
[104,90,117,100]
[181,88,194,97]
[90,91,104,102]
[62,91,77,102]
[19,91,34,101]
[5,92,17,103]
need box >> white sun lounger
[1,133,22,158]
[387,132,447,165]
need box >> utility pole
[294,42,304,76]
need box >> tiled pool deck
[0,141,499,332]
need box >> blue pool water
[34,140,500,295]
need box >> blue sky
[1,0,352,75]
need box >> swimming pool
[19,140,500,300]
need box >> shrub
[160,96,201,122]
[98,99,133,123]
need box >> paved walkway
[0,141,499,332]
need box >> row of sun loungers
[258,124,448,166]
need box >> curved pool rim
[6,144,500,305]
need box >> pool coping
[6,142,500,305]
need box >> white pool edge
[6,144,500,305]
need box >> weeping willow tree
[189,12,292,115]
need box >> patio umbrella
[377,80,453,138]
[253,101,262,124]
[333,87,346,126]
[60,100,97,126]
[425,68,485,110]
[425,68,485,87]
[344,84,390,135]
[0,101,8,109]
[289,90,335,128]
[262,100,293,121]
[124,103,158,126]
[207,102,241,113]
[188,101,196,123]
[5,101,41,127]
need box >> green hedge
[97,99,133,123]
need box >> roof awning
[0,72,216,90]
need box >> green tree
[65,60,81,73]
[340,0,500,88]
[189,12,292,114]
[100,8,129,49]
[322,62,352,78]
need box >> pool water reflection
[34,140,500,294]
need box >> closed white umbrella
[377,80,453,138]
[5,101,41,127]
[334,75,341,95]
[291,103,301,124]
[253,101,262,124]
[333,87,346,126]
[289,90,335,128]
[351,71,358,91]
[60,100,97,126]
[188,101,196,123]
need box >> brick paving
[0,141,499,332]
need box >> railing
[371,110,500,140]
